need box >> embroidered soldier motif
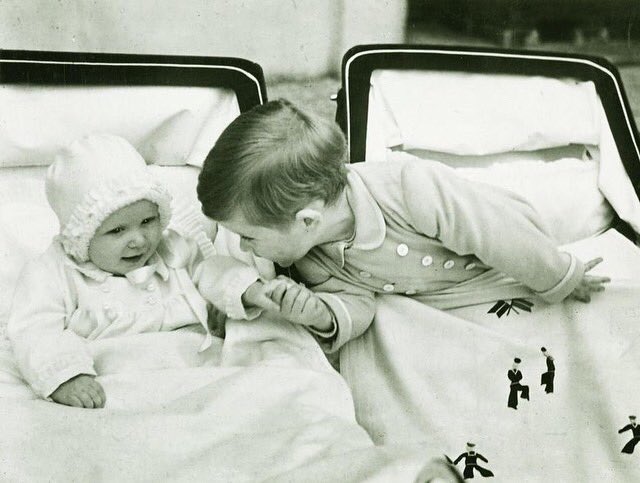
[540,347,555,394]
[619,415,640,454]
[488,298,533,318]
[452,442,494,479]
[508,357,529,409]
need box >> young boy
[197,99,609,352]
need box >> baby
[8,134,276,408]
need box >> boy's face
[88,200,162,275]
[222,214,315,267]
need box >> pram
[336,44,640,481]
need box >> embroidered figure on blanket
[487,298,533,318]
[507,357,529,409]
[618,415,640,454]
[452,442,494,479]
[540,347,555,394]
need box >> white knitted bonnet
[46,133,172,262]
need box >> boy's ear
[295,204,323,229]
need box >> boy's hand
[241,280,281,312]
[50,374,106,408]
[570,257,610,303]
[267,278,334,332]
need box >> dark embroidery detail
[488,298,533,318]
[540,347,555,394]
[618,415,640,454]
[450,442,495,479]
[508,357,529,410]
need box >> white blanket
[0,317,447,482]
[342,229,640,481]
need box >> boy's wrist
[308,305,337,338]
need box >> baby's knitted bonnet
[46,133,172,262]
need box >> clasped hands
[242,276,334,332]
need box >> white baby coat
[7,228,264,398]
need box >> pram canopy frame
[337,44,640,194]
[0,49,267,113]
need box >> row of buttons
[395,243,477,270]
[102,294,158,320]
[362,243,480,294]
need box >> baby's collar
[63,251,170,283]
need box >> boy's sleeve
[294,258,376,352]
[7,257,95,399]
[400,162,584,303]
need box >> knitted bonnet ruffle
[46,134,172,262]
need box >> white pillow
[456,158,613,244]
[388,152,613,244]
[370,70,601,155]
[0,85,239,168]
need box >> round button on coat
[443,260,455,269]
[465,262,477,270]
[396,243,409,257]
[382,284,395,292]
[421,255,433,267]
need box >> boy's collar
[344,168,386,250]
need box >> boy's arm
[291,259,376,352]
[7,256,96,399]
[401,162,584,303]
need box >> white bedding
[341,229,640,481]
[0,316,446,482]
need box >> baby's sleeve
[7,254,95,398]
[162,225,264,321]
[193,255,262,320]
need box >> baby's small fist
[50,374,106,409]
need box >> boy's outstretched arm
[400,162,600,304]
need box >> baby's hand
[268,278,334,331]
[50,374,106,408]
[241,280,282,312]
[570,257,610,303]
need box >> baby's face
[88,200,162,275]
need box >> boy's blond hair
[197,99,348,227]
